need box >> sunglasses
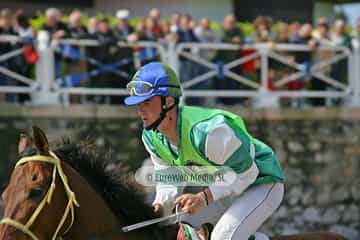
[127,80,180,96]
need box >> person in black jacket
[41,8,67,41]
[112,9,135,99]
[41,8,68,79]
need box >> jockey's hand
[153,203,163,215]
[175,193,206,215]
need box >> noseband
[0,151,80,240]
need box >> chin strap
[145,97,178,131]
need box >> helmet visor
[126,80,180,97]
[127,81,154,96]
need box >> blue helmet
[124,62,182,105]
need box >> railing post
[32,30,60,105]
[253,45,279,108]
[348,43,360,107]
[167,40,179,77]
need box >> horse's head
[0,126,78,240]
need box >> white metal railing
[352,39,360,106]
[0,32,359,107]
[173,42,354,107]
[56,38,166,103]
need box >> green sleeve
[142,130,160,157]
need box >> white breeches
[181,182,284,240]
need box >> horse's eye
[29,187,43,199]
[31,174,38,181]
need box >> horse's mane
[52,139,159,225]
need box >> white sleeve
[204,123,259,201]
[149,153,184,216]
[205,123,242,165]
[209,161,259,201]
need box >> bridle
[0,151,80,240]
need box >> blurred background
[0,0,359,239]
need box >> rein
[0,151,80,240]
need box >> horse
[0,126,348,240]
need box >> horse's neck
[61,162,178,240]
[61,162,121,239]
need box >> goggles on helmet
[126,80,180,96]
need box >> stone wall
[0,105,359,239]
[252,119,360,240]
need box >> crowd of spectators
[0,7,360,106]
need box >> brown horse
[0,127,348,240]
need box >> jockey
[124,62,285,240]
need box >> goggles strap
[145,97,178,131]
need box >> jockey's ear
[18,133,30,154]
[32,126,49,154]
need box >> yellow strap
[0,218,39,240]
[25,161,57,229]
[25,185,52,228]
[53,197,73,238]
[49,151,80,207]
[16,155,57,166]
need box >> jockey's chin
[141,119,151,128]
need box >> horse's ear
[32,126,49,154]
[18,133,30,154]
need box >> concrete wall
[0,104,359,239]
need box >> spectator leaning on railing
[289,23,316,107]
[215,14,245,105]
[270,22,293,94]
[0,8,16,102]
[194,17,221,61]
[158,19,177,44]
[41,8,67,41]
[86,16,98,38]
[248,16,274,93]
[113,9,134,42]
[83,16,99,99]
[191,17,221,105]
[148,7,162,37]
[326,19,351,106]
[13,12,36,41]
[138,16,163,63]
[92,18,118,100]
[290,23,316,65]
[13,12,36,103]
[112,9,135,101]
[143,17,164,41]
[287,21,301,41]
[41,8,67,79]
[176,14,198,88]
[253,16,273,43]
[331,19,352,49]
[0,8,15,36]
[169,12,180,34]
[67,10,88,39]
[311,18,337,106]
[64,10,88,103]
